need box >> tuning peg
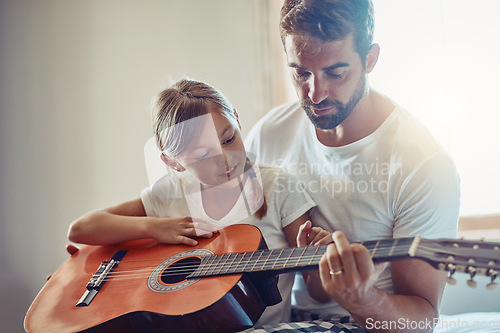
[445,263,457,285]
[486,269,498,290]
[486,282,498,290]
[446,274,457,285]
[466,266,477,288]
[467,278,478,288]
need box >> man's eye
[293,70,310,80]
[327,71,344,79]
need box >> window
[371,0,500,215]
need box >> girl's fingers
[179,235,198,246]
[297,220,312,247]
[192,219,219,236]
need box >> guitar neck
[189,237,418,278]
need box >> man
[245,0,460,332]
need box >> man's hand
[318,230,387,315]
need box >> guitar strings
[95,252,326,282]
[92,243,409,282]
[101,243,409,281]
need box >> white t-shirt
[245,100,461,317]
[141,163,316,325]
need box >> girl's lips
[221,164,237,177]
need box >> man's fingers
[331,231,359,283]
[352,244,374,280]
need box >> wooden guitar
[24,224,500,333]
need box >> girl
[68,78,317,326]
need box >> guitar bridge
[76,250,127,307]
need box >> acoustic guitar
[24,224,499,333]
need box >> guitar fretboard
[188,237,416,278]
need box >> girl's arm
[68,198,215,246]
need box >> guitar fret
[296,247,307,267]
[260,249,272,271]
[388,238,399,257]
[282,248,295,268]
[220,254,231,275]
[370,240,381,259]
[211,254,225,275]
[233,252,245,274]
[199,255,216,277]
[241,252,254,273]
[226,253,238,274]
[251,250,264,271]
[272,249,284,269]
[260,250,271,271]
[292,247,305,267]
[310,246,320,265]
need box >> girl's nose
[215,149,229,167]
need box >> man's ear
[365,43,380,74]
[233,108,241,130]
[160,153,186,172]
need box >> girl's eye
[195,151,210,161]
[224,135,236,145]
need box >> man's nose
[308,77,328,104]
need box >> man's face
[284,33,367,130]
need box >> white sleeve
[140,175,186,218]
[269,169,317,228]
[393,153,461,239]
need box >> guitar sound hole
[161,257,201,284]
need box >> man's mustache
[302,98,342,110]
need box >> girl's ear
[160,153,186,172]
[233,108,241,130]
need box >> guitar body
[25,223,500,332]
[24,224,279,333]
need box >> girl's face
[174,109,246,187]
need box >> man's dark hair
[280,0,375,61]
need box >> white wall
[0,1,275,331]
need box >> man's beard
[301,74,366,130]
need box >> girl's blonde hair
[151,78,267,219]
[152,78,236,156]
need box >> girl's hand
[149,216,218,246]
[296,220,333,247]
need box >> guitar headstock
[415,238,500,290]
